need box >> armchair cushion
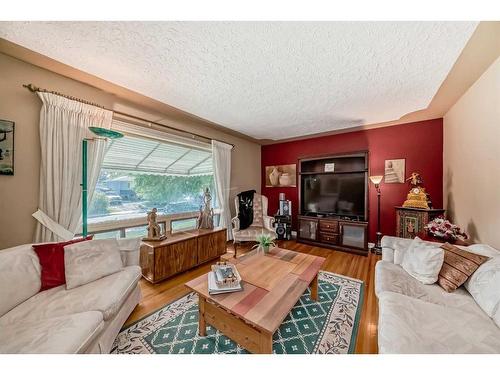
[233,227,276,242]
[251,194,264,227]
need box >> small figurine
[144,207,166,241]
[406,172,423,186]
[197,187,215,229]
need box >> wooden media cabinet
[140,227,227,283]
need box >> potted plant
[424,216,468,242]
[252,234,276,254]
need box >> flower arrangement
[424,216,467,241]
[252,234,276,254]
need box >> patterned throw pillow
[438,243,489,292]
[251,194,264,227]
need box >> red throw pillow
[33,236,93,291]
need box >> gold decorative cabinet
[395,207,445,239]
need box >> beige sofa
[0,241,142,354]
[375,236,500,353]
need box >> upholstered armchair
[231,192,276,257]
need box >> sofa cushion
[375,261,481,313]
[0,311,104,354]
[378,291,500,353]
[438,243,489,292]
[0,266,141,325]
[0,245,41,317]
[464,255,500,323]
[64,239,124,289]
[32,236,93,291]
[401,237,444,284]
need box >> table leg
[198,295,206,336]
[259,331,274,354]
[310,274,318,301]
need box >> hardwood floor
[125,240,381,354]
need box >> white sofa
[375,236,500,354]
[0,240,142,354]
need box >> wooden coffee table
[185,247,325,354]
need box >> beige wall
[443,57,500,248]
[0,53,261,249]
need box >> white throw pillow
[466,244,500,258]
[64,239,124,290]
[116,238,141,266]
[401,237,444,284]
[464,254,500,320]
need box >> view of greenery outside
[134,174,214,207]
[89,192,110,216]
[88,169,217,238]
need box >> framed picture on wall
[265,164,297,187]
[0,119,14,176]
[384,159,405,183]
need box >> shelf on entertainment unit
[299,170,367,175]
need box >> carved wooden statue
[197,188,214,229]
[145,207,165,240]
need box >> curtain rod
[23,83,235,149]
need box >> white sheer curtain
[212,140,233,240]
[34,92,113,243]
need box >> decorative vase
[256,244,270,255]
[279,173,292,186]
[269,167,281,186]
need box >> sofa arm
[117,238,141,267]
[263,215,275,231]
[231,216,240,231]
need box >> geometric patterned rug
[112,271,364,354]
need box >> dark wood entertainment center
[297,152,369,256]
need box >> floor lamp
[82,127,124,237]
[369,175,383,255]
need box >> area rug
[112,271,364,354]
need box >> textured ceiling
[0,22,477,140]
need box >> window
[88,120,217,237]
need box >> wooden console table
[395,207,445,239]
[140,227,227,283]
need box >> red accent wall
[261,119,443,242]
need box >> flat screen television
[301,172,366,219]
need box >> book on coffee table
[207,271,243,295]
